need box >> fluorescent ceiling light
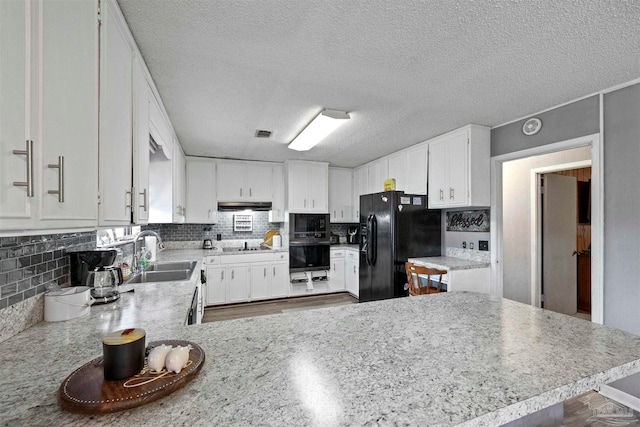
[288,109,350,151]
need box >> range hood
[217,202,272,211]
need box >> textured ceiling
[117,0,640,168]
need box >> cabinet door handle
[139,188,147,211]
[334,210,336,218]
[341,210,343,218]
[353,265,356,273]
[450,187,454,200]
[273,267,275,276]
[313,199,315,208]
[249,188,252,197]
[439,189,444,201]
[264,267,266,278]
[47,156,64,202]
[232,269,234,280]
[221,271,224,280]
[240,188,242,197]
[12,140,34,197]
[334,263,336,271]
[304,199,306,208]
[125,186,134,212]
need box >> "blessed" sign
[446,210,490,232]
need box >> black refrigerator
[359,191,441,302]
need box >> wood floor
[563,390,640,426]
[202,292,358,323]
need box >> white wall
[502,146,591,304]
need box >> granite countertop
[409,256,490,271]
[2,280,640,426]
[160,240,289,254]
[330,243,360,251]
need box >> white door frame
[490,132,603,324]
[531,160,591,308]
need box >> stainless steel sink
[144,261,197,272]
[127,270,191,283]
[126,260,197,283]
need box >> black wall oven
[289,213,330,272]
[289,244,330,272]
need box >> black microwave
[289,213,329,244]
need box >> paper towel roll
[144,236,157,262]
[272,235,282,248]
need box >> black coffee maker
[347,226,359,244]
[70,249,123,304]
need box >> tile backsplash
[330,223,359,238]
[144,211,282,242]
[0,232,96,309]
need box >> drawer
[221,252,275,264]
[330,250,345,258]
[346,251,358,261]
[274,251,288,262]
[204,256,220,265]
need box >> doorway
[491,133,603,324]
[537,166,592,319]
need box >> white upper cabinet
[1,0,99,230]
[269,164,285,222]
[427,124,490,208]
[328,167,353,223]
[246,163,272,201]
[217,160,272,202]
[387,151,407,192]
[0,0,31,228]
[285,161,329,213]
[185,157,217,223]
[405,143,428,195]
[367,158,388,194]
[172,142,186,223]
[148,93,173,158]
[353,165,368,221]
[132,54,150,224]
[99,0,133,226]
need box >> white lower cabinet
[346,250,359,297]
[440,267,490,294]
[227,264,250,303]
[205,252,289,306]
[250,261,289,301]
[250,262,271,300]
[271,262,289,298]
[206,265,226,305]
[329,250,345,292]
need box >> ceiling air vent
[255,130,272,138]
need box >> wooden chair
[405,262,447,296]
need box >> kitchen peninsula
[1,250,640,426]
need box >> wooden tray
[58,340,205,414]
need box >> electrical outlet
[470,242,474,250]
[479,240,489,251]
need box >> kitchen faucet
[134,230,165,249]
[134,230,165,250]
[132,230,165,271]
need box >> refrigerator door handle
[370,214,377,266]
[365,214,373,266]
